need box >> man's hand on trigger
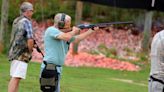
[92,27,99,31]
[72,26,80,34]
[90,27,99,32]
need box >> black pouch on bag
[40,61,59,92]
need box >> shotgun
[77,21,133,29]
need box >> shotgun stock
[34,40,44,57]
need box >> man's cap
[20,2,33,12]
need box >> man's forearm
[68,29,80,36]
[75,29,94,42]
[27,39,34,53]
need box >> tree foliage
[0,0,9,53]
[1,0,164,54]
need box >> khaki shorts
[10,60,28,79]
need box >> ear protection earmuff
[58,13,66,29]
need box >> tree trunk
[142,11,153,53]
[0,0,9,53]
[72,1,83,55]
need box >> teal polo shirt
[43,26,73,65]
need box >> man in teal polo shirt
[40,13,99,92]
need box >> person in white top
[149,30,164,92]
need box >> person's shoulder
[160,30,164,37]
[12,16,25,25]
[161,30,164,33]
[13,16,22,23]
[47,26,60,32]
[14,16,29,25]
[153,30,164,39]
[157,30,164,35]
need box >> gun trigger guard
[91,27,94,30]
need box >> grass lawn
[0,54,149,92]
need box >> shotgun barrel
[77,21,133,29]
